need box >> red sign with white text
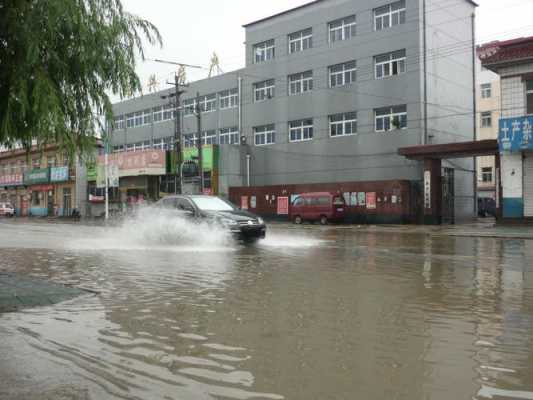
[98,150,166,177]
[0,173,23,186]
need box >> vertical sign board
[277,196,289,215]
[424,170,431,209]
[241,196,249,210]
[366,192,377,210]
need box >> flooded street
[1,218,533,400]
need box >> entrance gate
[441,167,455,224]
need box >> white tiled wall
[500,62,533,118]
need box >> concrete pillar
[423,158,442,225]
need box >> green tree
[0,0,161,155]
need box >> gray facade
[110,0,476,217]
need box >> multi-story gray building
[110,0,478,220]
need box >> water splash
[67,208,233,252]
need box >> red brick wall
[229,180,415,224]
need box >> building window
[329,112,358,137]
[481,111,492,128]
[183,99,197,116]
[126,144,134,152]
[482,167,493,183]
[289,28,312,54]
[254,39,275,63]
[329,61,357,88]
[254,79,275,102]
[289,119,313,142]
[114,115,124,130]
[142,109,152,125]
[200,94,217,113]
[527,80,533,115]
[375,49,406,79]
[113,145,124,153]
[481,83,492,99]
[220,127,239,145]
[289,71,313,95]
[183,133,197,147]
[163,104,175,121]
[219,88,238,109]
[374,0,406,31]
[126,113,135,128]
[153,106,163,123]
[32,157,40,169]
[134,111,143,127]
[254,124,276,146]
[329,15,356,43]
[202,130,217,145]
[47,156,56,168]
[375,105,407,132]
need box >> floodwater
[1,214,533,400]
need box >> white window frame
[183,99,197,117]
[163,104,175,121]
[288,28,313,54]
[289,71,313,95]
[481,83,492,99]
[202,130,217,145]
[481,111,492,128]
[219,88,238,109]
[219,127,239,145]
[374,0,406,31]
[289,119,314,142]
[329,112,358,137]
[254,79,275,102]
[375,105,407,132]
[153,106,163,123]
[375,49,406,79]
[200,94,217,113]
[183,133,197,148]
[254,39,275,64]
[134,111,143,127]
[329,61,357,88]
[126,113,135,129]
[329,15,356,43]
[114,116,125,130]
[481,167,493,183]
[142,109,152,125]
[254,124,276,146]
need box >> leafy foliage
[0,0,161,156]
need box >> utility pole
[195,91,204,194]
[151,59,202,194]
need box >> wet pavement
[1,215,533,400]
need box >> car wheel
[320,215,328,225]
[294,215,303,225]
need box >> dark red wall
[229,180,416,224]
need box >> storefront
[499,116,533,219]
[182,145,220,195]
[50,166,75,216]
[0,173,25,215]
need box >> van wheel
[320,215,328,225]
[294,215,303,225]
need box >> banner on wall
[277,196,289,215]
[241,196,248,210]
[366,192,376,210]
[358,192,366,207]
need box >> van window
[293,197,305,206]
[317,196,330,205]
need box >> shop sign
[499,116,533,152]
[424,170,431,209]
[358,192,366,207]
[183,146,215,171]
[96,164,120,189]
[50,166,69,182]
[30,184,54,192]
[0,173,23,186]
[366,192,377,210]
[87,164,97,181]
[98,150,166,177]
[24,168,50,185]
[277,196,289,215]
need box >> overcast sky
[121,0,533,95]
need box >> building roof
[243,0,478,28]
[398,140,498,160]
[479,36,533,68]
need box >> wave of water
[67,208,234,252]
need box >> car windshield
[191,197,235,211]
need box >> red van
[289,192,346,225]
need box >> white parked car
[0,202,15,217]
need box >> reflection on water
[0,222,533,400]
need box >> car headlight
[257,217,264,224]
[220,218,238,226]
